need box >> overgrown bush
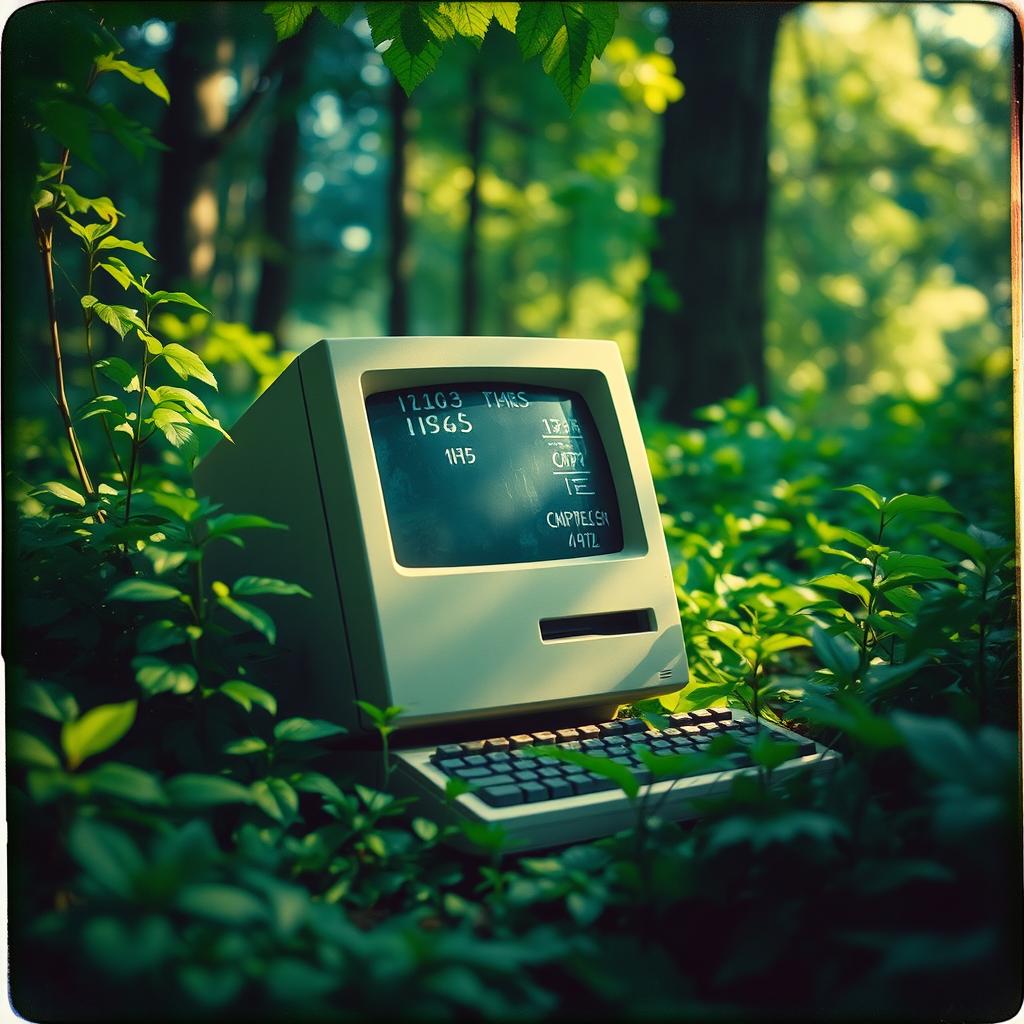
[5,6,1019,1021]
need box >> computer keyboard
[394,709,840,851]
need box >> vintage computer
[194,337,835,850]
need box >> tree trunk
[459,57,485,336]
[387,78,412,336]
[154,13,233,288]
[251,25,314,344]
[635,2,786,422]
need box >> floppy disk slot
[540,609,655,642]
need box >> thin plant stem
[123,352,152,523]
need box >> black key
[667,735,695,748]
[620,718,645,733]
[581,738,605,750]
[464,754,487,767]
[650,740,672,752]
[480,774,517,789]
[520,782,548,803]
[543,778,573,800]
[480,785,524,807]
[435,757,465,772]
[577,725,602,738]
[556,728,580,742]
[573,773,616,794]
[603,735,627,747]
[455,767,493,780]
[532,731,557,744]
[461,740,487,753]
[539,767,563,778]
[483,737,510,751]
[597,721,624,735]
[514,769,539,782]
[434,744,463,759]
[709,708,732,721]
[669,713,694,725]
[509,734,534,748]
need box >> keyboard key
[631,767,653,785]
[573,773,617,794]
[480,785,523,807]
[520,782,548,803]
[460,740,487,753]
[581,738,605,750]
[514,769,539,782]
[796,741,817,757]
[509,734,534,748]
[669,713,694,725]
[556,729,580,742]
[483,737,510,751]
[611,756,633,766]
[532,731,557,744]
[681,725,703,737]
[480,774,517,789]
[662,727,682,737]
[435,757,465,772]
[539,767,563,779]
[577,725,602,738]
[586,748,610,758]
[620,718,645,733]
[434,744,463,759]
[509,748,533,760]
[464,754,487,766]
[709,708,732,721]
[562,763,586,775]
[643,729,662,740]
[455,767,493,779]
[597,721,624,735]
[690,709,716,722]
[535,755,560,768]
[543,778,573,800]
[560,741,582,751]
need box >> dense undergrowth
[5,6,1020,1022]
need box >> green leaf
[36,481,86,507]
[232,576,312,597]
[160,343,218,388]
[811,625,860,682]
[10,730,62,769]
[225,736,269,755]
[86,762,166,804]
[96,356,141,393]
[53,184,121,221]
[316,2,356,27]
[138,327,163,355]
[217,680,278,715]
[516,1,617,109]
[273,717,347,743]
[251,777,300,823]
[136,619,190,653]
[810,573,871,606]
[891,712,987,787]
[108,578,184,602]
[61,700,137,770]
[77,394,128,424]
[924,524,988,566]
[150,405,195,449]
[95,235,154,258]
[81,295,145,338]
[95,53,170,102]
[748,733,801,770]
[178,883,267,925]
[217,594,277,643]
[166,773,254,807]
[836,483,884,509]
[878,553,958,590]
[148,290,211,314]
[205,513,288,542]
[132,657,198,697]
[760,633,812,656]
[68,818,143,898]
[412,817,439,842]
[98,256,138,291]
[17,680,79,722]
[265,2,314,38]
[883,493,960,519]
[366,1,444,95]
[440,2,511,42]
[39,98,96,166]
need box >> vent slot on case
[540,608,655,642]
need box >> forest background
[2,2,1020,1021]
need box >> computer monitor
[193,337,688,736]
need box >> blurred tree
[252,22,315,343]
[387,78,412,335]
[460,54,485,335]
[636,2,788,420]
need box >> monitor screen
[365,382,625,567]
